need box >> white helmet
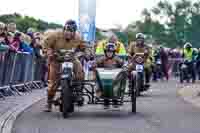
[136,33,145,40]
[184,42,192,49]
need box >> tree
[125,0,200,48]
[0,13,63,32]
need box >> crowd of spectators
[0,21,47,84]
[0,21,43,58]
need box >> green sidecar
[96,68,126,99]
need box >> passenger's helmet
[64,20,77,32]
[104,43,116,53]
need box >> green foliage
[114,31,129,46]
[0,13,63,32]
[125,0,200,48]
[95,30,106,41]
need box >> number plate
[62,62,73,69]
[156,60,161,64]
[136,64,144,72]
[181,64,187,69]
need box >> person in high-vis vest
[95,35,127,55]
[182,42,196,82]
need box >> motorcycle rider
[94,43,124,108]
[128,33,152,87]
[42,20,89,112]
[181,42,196,83]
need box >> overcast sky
[0,0,179,29]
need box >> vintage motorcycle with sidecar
[51,50,138,118]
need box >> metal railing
[0,50,45,99]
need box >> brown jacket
[42,30,86,80]
[128,42,152,69]
[42,30,84,51]
[128,42,149,56]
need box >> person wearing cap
[42,20,90,112]
[95,34,127,55]
[128,33,152,87]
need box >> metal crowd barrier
[0,50,45,99]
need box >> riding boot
[44,95,53,112]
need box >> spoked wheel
[61,79,74,118]
[136,72,144,96]
[59,98,63,112]
[131,74,137,113]
[180,71,184,83]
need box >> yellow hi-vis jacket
[95,40,127,55]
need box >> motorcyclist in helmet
[182,42,196,83]
[96,43,123,68]
[42,19,91,112]
[128,33,152,87]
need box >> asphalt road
[12,79,200,133]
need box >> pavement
[0,89,45,133]
[11,79,200,133]
[177,81,200,109]
[0,80,198,133]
